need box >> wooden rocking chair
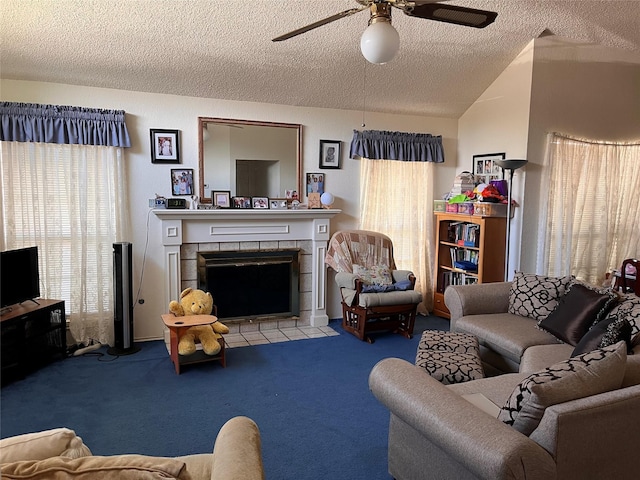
[325,230,422,343]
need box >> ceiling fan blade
[405,3,497,28]
[272,6,368,42]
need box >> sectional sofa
[370,275,640,480]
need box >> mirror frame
[198,117,302,204]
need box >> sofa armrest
[445,282,511,330]
[212,416,264,480]
[369,358,556,480]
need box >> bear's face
[180,289,213,316]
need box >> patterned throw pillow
[572,317,632,357]
[602,293,640,337]
[508,272,574,322]
[538,282,618,346]
[497,342,627,436]
[353,264,393,285]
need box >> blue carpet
[0,315,448,479]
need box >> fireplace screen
[198,249,300,319]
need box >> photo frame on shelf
[252,197,269,209]
[306,173,324,196]
[270,198,288,210]
[150,129,180,164]
[212,190,231,208]
[232,196,252,209]
[319,140,341,169]
[472,153,505,184]
[170,169,194,196]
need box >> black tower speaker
[108,242,140,355]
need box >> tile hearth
[224,325,339,348]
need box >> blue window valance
[350,129,444,163]
[0,102,131,147]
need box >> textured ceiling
[1,0,639,118]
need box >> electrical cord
[133,207,152,309]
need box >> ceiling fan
[273,1,498,64]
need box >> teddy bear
[168,287,230,356]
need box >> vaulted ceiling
[1,1,639,118]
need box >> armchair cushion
[0,454,186,479]
[0,428,92,464]
[498,341,627,436]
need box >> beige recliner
[0,416,264,480]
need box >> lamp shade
[320,192,335,208]
[495,159,528,171]
[360,21,400,64]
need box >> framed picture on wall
[319,140,341,169]
[472,153,505,184]
[170,169,194,196]
[151,129,180,163]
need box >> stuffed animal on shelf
[168,288,230,356]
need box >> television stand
[1,299,66,385]
[20,298,41,306]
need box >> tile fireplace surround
[153,209,341,331]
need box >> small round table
[161,314,226,374]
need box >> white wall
[457,42,534,279]
[523,36,640,273]
[457,36,640,279]
[0,79,458,340]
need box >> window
[538,133,640,284]
[1,141,130,345]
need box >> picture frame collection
[152,129,337,210]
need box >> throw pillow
[508,272,574,322]
[497,341,626,436]
[0,428,92,464]
[0,454,185,479]
[602,293,640,337]
[538,283,618,346]
[572,317,632,357]
[353,264,393,286]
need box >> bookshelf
[433,213,506,318]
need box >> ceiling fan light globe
[360,22,400,64]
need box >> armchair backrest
[325,230,396,273]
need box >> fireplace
[198,249,300,319]
[153,208,340,329]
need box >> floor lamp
[495,159,528,282]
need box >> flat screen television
[1,246,41,308]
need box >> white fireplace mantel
[153,208,341,326]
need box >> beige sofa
[369,281,640,480]
[0,416,264,480]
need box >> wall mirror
[198,117,302,203]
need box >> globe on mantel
[320,192,335,208]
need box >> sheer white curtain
[0,141,131,345]
[537,133,640,284]
[359,158,435,313]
